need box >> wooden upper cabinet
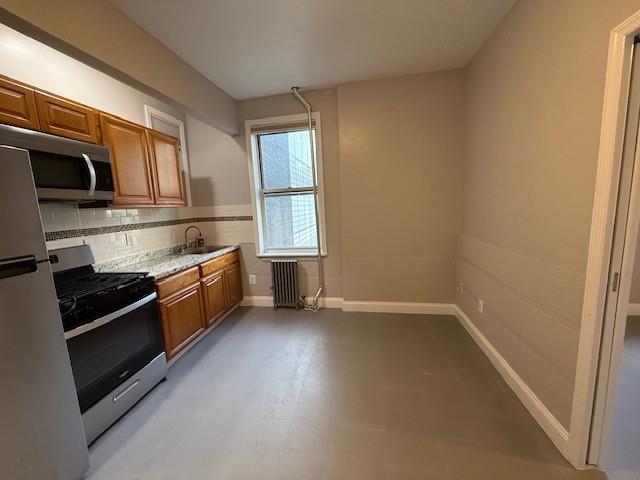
[99,113,155,205]
[146,130,185,206]
[35,92,99,143]
[0,73,189,208]
[0,76,40,130]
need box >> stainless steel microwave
[0,123,114,202]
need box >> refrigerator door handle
[82,153,96,196]
[0,255,37,280]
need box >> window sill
[257,251,327,259]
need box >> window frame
[245,113,327,257]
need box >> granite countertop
[96,245,240,280]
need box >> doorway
[586,39,640,474]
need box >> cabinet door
[225,261,243,307]
[158,284,205,359]
[0,76,40,130]
[146,129,185,205]
[99,114,155,205]
[35,92,99,143]
[201,270,227,326]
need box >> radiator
[271,259,299,309]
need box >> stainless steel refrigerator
[0,145,89,479]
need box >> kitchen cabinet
[146,129,185,206]
[158,283,205,359]
[0,76,40,130]
[0,74,187,209]
[201,270,227,327]
[225,261,243,307]
[35,92,99,143]
[99,113,155,206]
[155,250,243,359]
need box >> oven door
[65,292,164,413]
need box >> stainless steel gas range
[51,245,167,444]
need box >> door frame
[568,9,640,468]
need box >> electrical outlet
[249,274,257,285]
[457,282,464,294]
[478,299,484,314]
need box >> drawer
[223,250,240,266]
[200,256,225,278]
[156,266,200,299]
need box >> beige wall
[227,74,465,303]
[0,0,238,134]
[186,115,249,207]
[458,0,640,428]
[337,71,464,303]
[0,23,183,126]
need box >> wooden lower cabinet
[201,270,227,327]
[225,261,243,306]
[157,251,243,360]
[158,283,205,359]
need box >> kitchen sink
[181,245,231,254]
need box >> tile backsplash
[40,203,255,264]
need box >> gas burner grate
[55,273,145,301]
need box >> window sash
[256,130,317,192]
[259,184,318,249]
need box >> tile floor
[606,317,640,480]
[87,307,606,479]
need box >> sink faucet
[184,225,202,248]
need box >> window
[246,113,326,257]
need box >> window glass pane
[264,193,317,249]
[259,130,314,189]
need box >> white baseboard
[241,297,455,314]
[342,301,456,315]
[453,305,570,460]
[240,296,274,307]
[317,297,343,308]
[240,296,343,308]
[626,302,640,315]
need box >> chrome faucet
[184,225,202,248]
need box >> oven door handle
[64,292,157,340]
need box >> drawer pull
[113,379,140,402]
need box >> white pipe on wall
[291,87,324,311]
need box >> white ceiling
[112,0,515,100]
